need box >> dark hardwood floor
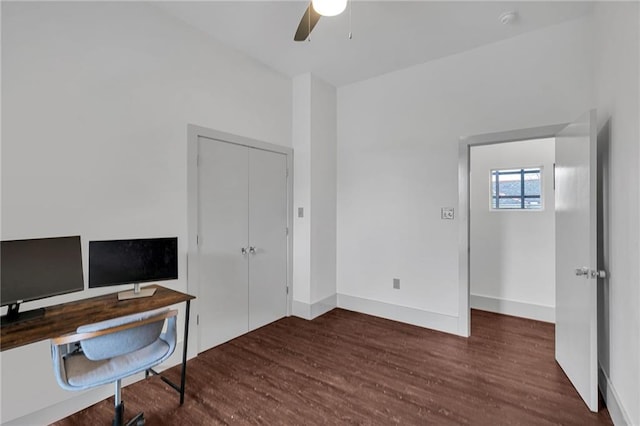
[52,309,612,425]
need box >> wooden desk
[0,285,195,404]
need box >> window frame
[490,166,544,211]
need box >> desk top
[0,285,194,352]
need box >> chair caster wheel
[125,412,144,426]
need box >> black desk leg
[180,299,190,405]
[148,299,191,404]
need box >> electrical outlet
[441,207,454,220]
[393,278,400,289]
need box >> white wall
[292,74,312,306]
[592,3,640,425]
[292,73,337,319]
[470,139,555,323]
[1,2,291,424]
[310,77,337,305]
[337,16,593,334]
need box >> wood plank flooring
[52,309,612,425]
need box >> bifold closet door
[248,148,287,331]
[197,137,249,351]
[197,137,288,352]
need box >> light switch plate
[441,207,454,220]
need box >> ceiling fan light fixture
[312,0,347,17]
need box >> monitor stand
[1,303,45,326]
[117,283,157,301]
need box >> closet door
[196,137,288,352]
[248,148,288,330]
[197,137,249,351]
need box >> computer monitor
[88,237,178,300]
[1,236,84,325]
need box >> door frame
[457,123,566,337]
[187,124,294,351]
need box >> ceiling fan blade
[294,2,321,41]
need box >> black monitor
[89,237,178,300]
[1,236,84,325]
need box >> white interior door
[555,110,599,411]
[198,137,249,351]
[248,148,288,330]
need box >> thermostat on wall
[441,207,454,220]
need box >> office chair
[51,308,178,426]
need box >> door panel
[198,137,249,351]
[248,148,288,330]
[555,110,598,411]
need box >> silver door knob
[575,267,589,276]
[241,247,248,255]
[249,246,256,254]
[591,270,607,279]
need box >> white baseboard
[470,294,555,323]
[292,294,337,320]
[599,364,633,426]
[337,294,459,335]
[3,341,187,426]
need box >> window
[491,167,542,210]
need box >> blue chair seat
[64,338,172,389]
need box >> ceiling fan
[294,0,348,41]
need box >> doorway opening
[458,112,601,413]
[469,138,556,324]
[456,123,566,337]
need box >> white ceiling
[155,1,593,87]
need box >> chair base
[113,402,144,426]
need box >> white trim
[292,294,337,320]
[186,124,294,354]
[470,294,555,323]
[458,140,471,336]
[337,294,460,336]
[292,300,311,319]
[599,365,632,426]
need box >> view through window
[491,167,542,210]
